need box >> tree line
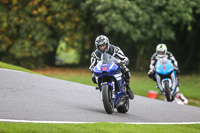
[0,0,200,72]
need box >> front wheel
[102,85,114,114]
[164,80,172,101]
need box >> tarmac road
[0,68,200,123]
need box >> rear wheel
[164,80,172,101]
[102,85,114,114]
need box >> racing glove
[148,70,154,78]
[89,67,94,73]
[174,67,180,74]
[114,59,123,66]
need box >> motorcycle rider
[89,35,134,100]
[148,43,180,86]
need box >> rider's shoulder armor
[166,51,174,60]
[151,53,157,60]
[93,49,101,58]
[166,51,173,57]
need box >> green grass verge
[0,61,35,74]
[0,122,200,133]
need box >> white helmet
[156,44,167,58]
[95,35,110,53]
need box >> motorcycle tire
[164,80,172,101]
[102,85,114,114]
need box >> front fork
[155,71,177,96]
[100,80,115,101]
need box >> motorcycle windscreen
[93,53,119,76]
[156,60,174,75]
[101,53,116,64]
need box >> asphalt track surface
[0,68,200,124]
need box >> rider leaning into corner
[147,43,188,104]
[89,35,134,100]
[148,43,180,85]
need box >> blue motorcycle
[93,53,129,114]
[155,58,178,101]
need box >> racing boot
[126,85,134,100]
[123,67,134,99]
[92,74,99,90]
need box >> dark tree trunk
[183,23,200,71]
[45,45,58,66]
[135,45,144,70]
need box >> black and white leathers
[149,51,178,72]
[90,43,134,99]
[89,44,129,72]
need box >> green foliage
[0,0,200,71]
[82,0,197,41]
[56,40,80,65]
[0,0,85,68]
[81,0,200,71]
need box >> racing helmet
[156,44,167,58]
[95,35,110,53]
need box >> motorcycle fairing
[93,61,120,76]
[93,53,127,108]
[155,60,178,96]
[156,60,174,75]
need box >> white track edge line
[0,68,24,73]
[0,119,200,124]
